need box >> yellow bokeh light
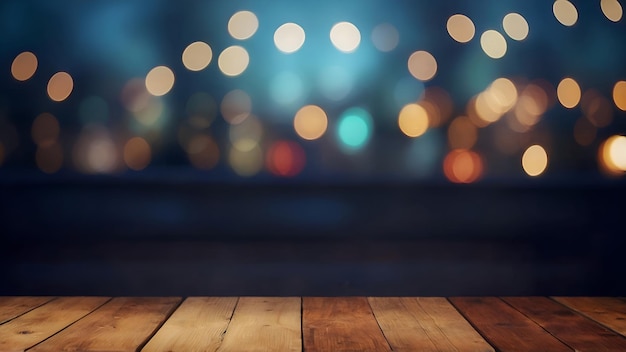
[11,51,38,81]
[228,11,259,40]
[294,105,328,141]
[221,89,252,125]
[145,66,175,96]
[601,0,623,22]
[36,143,63,174]
[123,137,151,171]
[446,14,475,43]
[229,144,263,177]
[489,78,518,113]
[557,77,581,109]
[229,115,263,152]
[475,92,502,123]
[182,41,213,71]
[553,0,578,26]
[371,23,399,52]
[448,116,478,149]
[274,23,306,54]
[330,22,361,53]
[398,103,429,138]
[218,46,250,76]
[32,113,60,148]
[47,72,74,102]
[600,135,626,174]
[503,13,529,41]
[480,30,507,59]
[407,51,437,81]
[614,81,626,111]
[522,145,548,177]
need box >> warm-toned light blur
[443,149,483,184]
[398,103,429,138]
[614,81,626,111]
[187,134,219,170]
[557,77,581,108]
[600,135,626,175]
[331,22,361,53]
[229,144,263,176]
[47,72,74,102]
[274,23,306,54]
[229,115,263,152]
[123,137,151,171]
[553,0,578,26]
[294,105,328,141]
[221,89,252,124]
[448,116,477,149]
[218,46,249,76]
[11,51,38,81]
[601,0,623,22]
[522,145,548,177]
[266,140,306,177]
[446,14,475,43]
[145,66,175,96]
[480,30,507,59]
[503,13,529,41]
[407,51,437,81]
[228,11,259,40]
[182,41,213,71]
[581,90,613,128]
[371,23,399,52]
[32,113,60,148]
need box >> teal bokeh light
[337,107,373,152]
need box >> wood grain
[449,297,573,352]
[553,297,626,337]
[303,297,391,352]
[369,297,494,352]
[0,297,55,325]
[141,297,238,352]
[29,297,180,352]
[0,297,108,352]
[503,297,626,352]
[217,297,301,352]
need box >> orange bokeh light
[266,140,306,177]
[443,149,483,184]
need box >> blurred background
[1,0,626,296]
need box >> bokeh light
[11,51,38,81]
[73,127,119,174]
[557,77,581,108]
[221,89,252,124]
[600,135,626,174]
[446,14,475,43]
[182,41,213,71]
[187,134,220,170]
[294,105,328,141]
[229,144,263,176]
[47,72,74,102]
[407,51,437,81]
[337,107,373,151]
[229,114,263,152]
[145,66,175,96]
[228,11,259,40]
[553,0,578,26]
[522,145,548,177]
[614,81,626,111]
[218,46,249,76]
[581,90,613,128]
[330,22,361,53]
[398,103,429,138]
[480,30,507,59]
[601,0,623,22]
[31,113,60,148]
[448,116,477,149]
[123,137,151,171]
[36,143,63,174]
[274,23,306,54]
[371,23,399,52]
[266,140,306,177]
[503,13,529,41]
[443,149,483,183]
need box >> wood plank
[141,297,238,352]
[0,297,55,325]
[449,297,573,352]
[0,297,109,352]
[369,297,494,352]
[553,297,626,337]
[29,297,180,352]
[303,297,391,352]
[217,297,301,352]
[503,297,626,352]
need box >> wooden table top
[0,296,625,351]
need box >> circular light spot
[32,113,59,148]
[480,30,507,59]
[85,134,118,174]
[229,144,263,177]
[36,143,63,174]
[448,116,478,149]
[522,145,548,176]
[443,149,483,183]
[446,14,475,43]
[294,105,328,141]
[503,13,529,41]
[270,71,304,106]
[614,81,626,111]
[47,72,74,102]
[123,137,151,171]
[228,11,259,40]
[221,89,252,124]
[187,135,220,170]
[371,23,399,52]
[182,41,213,71]
[274,23,306,54]
[337,107,373,151]
[398,103,429,138]
[229,115,263,152]
[553,0,578,26]
[266,140,306,177]
[601,0,623,22]
[218,46,250,76]
[11,51,38,81]
[608,136,626,171]
[407,50,437,81]
[557,77,581,108]
[145,66,175,96]
[330,22,361,53]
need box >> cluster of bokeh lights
[3,1,626,182]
